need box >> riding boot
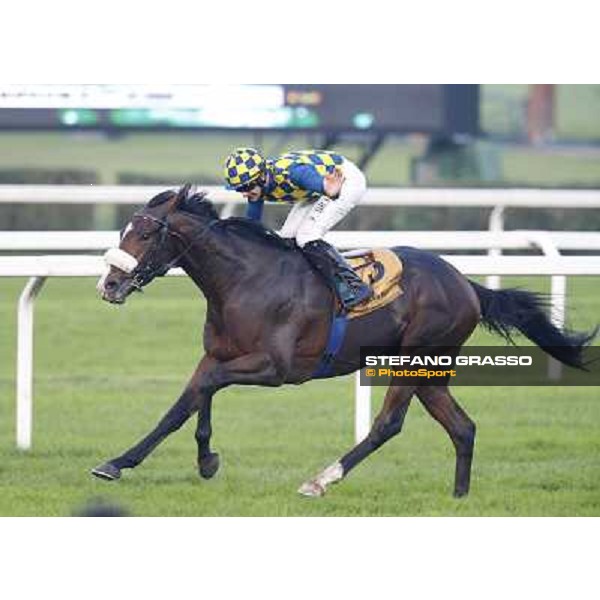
[302,239,373,309]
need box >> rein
[126,212,219,290]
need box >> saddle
[342,248,404,319]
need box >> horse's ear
[174,183,195,208]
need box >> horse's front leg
[91,355,218,481]
[92,351,287,481]
[193,348,294,479]
[195,392,219,479]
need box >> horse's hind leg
[416,385,476,497]
[195,394,220,479]
[298,384,414,497]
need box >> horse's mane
[148,190,176,208]
[179,190,294,252]
[146,188,220,223]
[179,191,220,222]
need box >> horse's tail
[469,280,597,370]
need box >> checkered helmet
[224,147,266,190]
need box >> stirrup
[336,279,373,309]
[348,285,373,308]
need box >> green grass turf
[0,274,598,516]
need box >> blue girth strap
[312,311,348,378]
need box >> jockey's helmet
[224,147,266,191]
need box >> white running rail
[2,184,599,290]
[2,253,599,450]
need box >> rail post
[354,369,372,443]
[487,205,505,289]
[528,232,566,380]
[16,276,46,450]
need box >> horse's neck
[176,220,289,304]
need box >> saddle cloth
[343,248,404,319]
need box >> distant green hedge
[0,168,97,185]
[0,168,97,230]
[117,172,220,185]
[0,167,597,232]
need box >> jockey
[223,147,372,310]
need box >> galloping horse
[93,184,594,497]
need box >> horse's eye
[141,232,151,241]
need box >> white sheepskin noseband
[103,248,139,273]
[96,248,139,293]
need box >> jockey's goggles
[235,179,263,193]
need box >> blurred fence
[2,184,600,289]
[4,251,600,450]
[2,184,600,447]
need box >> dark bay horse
[92,184,594,497]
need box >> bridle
[127,211,218,290]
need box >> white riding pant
[278,159,367,247]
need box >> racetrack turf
[0,275,598,516]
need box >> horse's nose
[103,278,118,293]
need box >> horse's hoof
[91,462,121,481]
[198,453,220,479]
[298,480,325,498]
[453,489,469,499]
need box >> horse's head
[98,183,195,304]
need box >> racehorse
[92,184,595,498]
